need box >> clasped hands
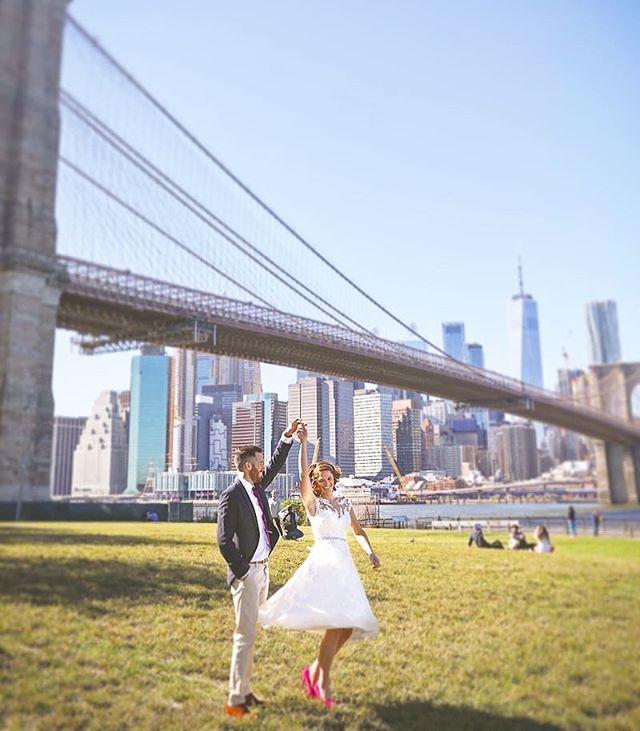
[295,422,309,443]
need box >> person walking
[217,417,301,718]
[268,489,282,536]
[567,505,577,537]
[592,510,602,537]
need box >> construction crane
[383,445,402,480]
[383,445,415,501]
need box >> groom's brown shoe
[224,702,250,718]
[245,692,266,707]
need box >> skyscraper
[196,354,216,394]
[508,263,543,388]
[323,379,355,476]
[392,399,423,474]
[50,416,86,496]
[215,355,262,395]
[201,384,243,467]
[194,395,217,471]
[260,392,288,463]
[232,394,287,464]
[169,349,197,472]
[287,377,327,474]
[126,347,170,493]
[231,400,263,451]
[195,354,262,396]
[208,419,228,470]
[466,343,484,369]
[442,322,466,362]
[466,342,489,441]
[422,398,450,425]
[585,300,622,365]
[296,368,322,381]
[494,422,539,481]
[354,389,393,479]
[71,391,128,496]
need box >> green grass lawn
[0,523,639,731]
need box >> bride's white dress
[258,495,378,640]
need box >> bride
[258,423,380,707]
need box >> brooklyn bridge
[1,1,639,506]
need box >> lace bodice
[309,496,352,541]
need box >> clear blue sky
[54,0,640,416]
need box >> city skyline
[53,1,639,417]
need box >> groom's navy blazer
[217,437,292,585]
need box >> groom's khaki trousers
[228,561,269,706]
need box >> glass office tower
[126,347,170,493]
[586,300,621,365]
[442,322,467,362]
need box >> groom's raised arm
[260,418,301,488]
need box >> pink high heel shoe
[313,682,336,708]
[301,666,317,698]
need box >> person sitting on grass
[467,523,503,549]
[533,524,555,553]
[507,523,536,551]
[283,504,304,540]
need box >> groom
[217,417,302,718]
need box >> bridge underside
[57,290,640,447]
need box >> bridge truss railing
[60,255,639,443]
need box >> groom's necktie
[252,485,272,550]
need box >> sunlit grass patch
[1,522,638,730]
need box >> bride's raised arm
[297,424,316,516]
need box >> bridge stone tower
[590,363,640,504]
[0,0,69,503]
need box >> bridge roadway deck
[56,256,640,447]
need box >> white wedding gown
[258,496,378,640]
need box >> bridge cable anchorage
[63,12,486,380]
[59,91,370,335]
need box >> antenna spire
[518,256,524,296]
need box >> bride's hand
[296,423,308,443]
[369,552,380,569]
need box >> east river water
[377,501,640,535]
[378,501,599,521]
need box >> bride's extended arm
[297,424,316,516]
[350,509,380,569]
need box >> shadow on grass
[0,554,229,613]
[0,526,212,548]
[372,700,562,731]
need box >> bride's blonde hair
[308,460,341,497]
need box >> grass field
[0,522,639,731]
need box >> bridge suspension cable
[61,12,477,375]
[60,90,374,335]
